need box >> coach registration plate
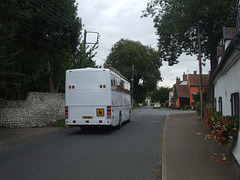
[82,116,93,119]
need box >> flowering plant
[205,108,221,130]
[205,108,238,147]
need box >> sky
[76,0,210,88]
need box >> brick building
[170,71,210,109]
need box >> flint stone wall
[0,92,65,128]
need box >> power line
[20,34,62,52]
[82,30,100,67]
[23,0,80,34]
[38,0,80,29]
[97,47,111,51]
[34,0,80,32]
[146,42,158,46]
[17,5,79,52]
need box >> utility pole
[81,30,99,68]
[82,29,87,68]
[197,22,204,119]
[131,64,134,108]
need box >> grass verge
[48,119,65,127]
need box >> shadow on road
[69,121,131,135]
[70,126,115,135]
[68,121,130,136]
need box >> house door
[180,98,190,107]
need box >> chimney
[183,72,187,81]
[193,71,197,75]
[176,77,180,84]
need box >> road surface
[0,107,187,180]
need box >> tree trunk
[55,81,59,93]
[45,49,55,93]
[47,60,55,93]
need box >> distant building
[171,74,189,109]
[168,88,174,107]
[188,71,210,108]
[170,71,210,109]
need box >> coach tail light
[65,106,69,119]
[107,106,111,119]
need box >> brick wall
[0,92,65,128]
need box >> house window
[218,97,222,114]
[172,101,177,106]
[231,93,239,120]
[213,98,216,109]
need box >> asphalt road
[0,107,167,180]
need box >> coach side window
[123,82,130,93]
[115,77,120,91]
[111,76,115,86]
[111,76,118,91]
[120,80,124,91]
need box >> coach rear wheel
[117,112,122,129]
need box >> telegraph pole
[197,22,204,119]
[82,29,87,68]
[131,64,134,108]
[81,30,100,68]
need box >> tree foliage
[74,41,98,68]
[105,39,162,104]
[0,0,97,100]
[143,0,236,72]
[150,86,169,104]
[193,89,208,114]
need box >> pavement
[162,112,240,180]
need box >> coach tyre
[117,112,122,129]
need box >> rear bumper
[65,119,111,126]
[66,125,113,128]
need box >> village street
[1,107,239,180]
[0,107,178,180]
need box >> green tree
[105,39,162,104]
[0,0,82,99]
[150,87,169,104]
[0,0,23,99]
[74,42,98,68]
[17,0,82,93]
[143,0,236,102]
[193,89,208,114]
[143,0,235,68]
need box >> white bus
[65,68,131,129]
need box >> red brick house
[171,74,189,109]
[188,71,210,108]
[170,71,210,109]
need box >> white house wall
[224,40,231,51]
[214,51,240,164]
[214,60,240,114]
[169,91,174,107]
